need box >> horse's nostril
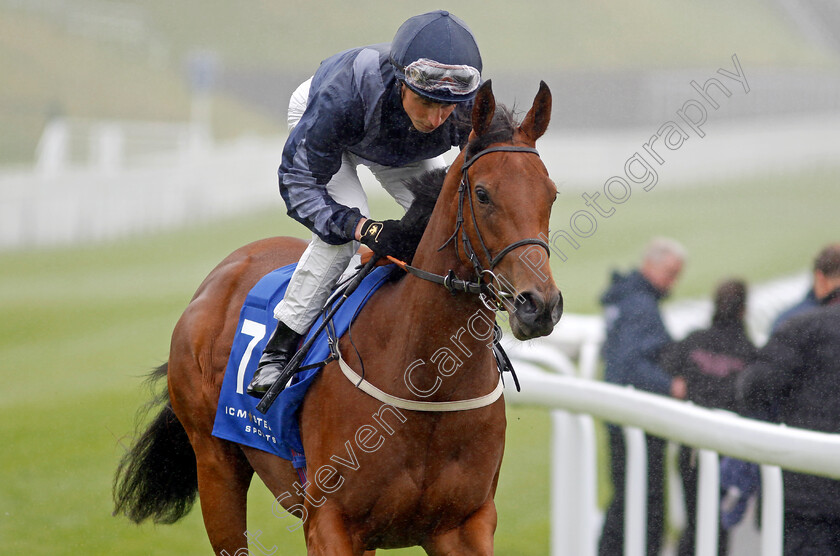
[516,291,541,316]
[515,289,563,327]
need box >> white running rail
[505,364,840,555]
[502,277,830,556]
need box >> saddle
[211,256,518,467]
[211,261,396,467]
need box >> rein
[400,145,550,307]
[327,146,544,411]
[284,145,548,413]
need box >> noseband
[393,145,551,308]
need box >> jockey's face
[401,84,456,133]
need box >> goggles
[402,58,481,97]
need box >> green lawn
[1,165,839,554]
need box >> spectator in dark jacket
[598,238,688,556]
[770,246,825,334]
[661,279,758,556]
[737,242,840,555]
[771,288,817,333]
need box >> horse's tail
[113,363,198,524]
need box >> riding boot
[246,321,304,399]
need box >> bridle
[445,145,551,275]
[393,145,551,309]
[258,145,550,413]
[302,145,546,410]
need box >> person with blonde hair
[598,238,688,556]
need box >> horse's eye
[475,187,491,205]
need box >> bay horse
[114,80,562,555]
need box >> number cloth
[212,263,395,467]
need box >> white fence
[4,113,840,251]
[0,119,286,250]
[502,276,833,556]
[504,365,840,556]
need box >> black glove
[359,219,416,262]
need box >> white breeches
[274,78,446,334]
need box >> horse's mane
[464,105,517,161]
[400,167,447,235]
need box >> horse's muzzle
[510,288,563,340]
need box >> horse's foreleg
[193,436,254,555]
[241,446,302,503]
[305,504,367,556]
[424,500,497,556]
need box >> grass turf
[1,165,839,554]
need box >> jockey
[247,10,483,398]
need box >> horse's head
[450,80,563,340]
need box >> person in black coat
[737,243,840,555]
[661,279,758,556]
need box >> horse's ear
[471,80,495,137]
[519,80,552,143]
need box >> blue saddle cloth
[211,262,395,468]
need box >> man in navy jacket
[247,11,483,397]
[599,237,688,556]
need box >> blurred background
[3,0,840,250]
[1,1,839,554]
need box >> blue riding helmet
[390,10,482,104]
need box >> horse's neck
[383,178,500,397]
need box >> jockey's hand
[358,219,415,262]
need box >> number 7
[236,319,266,394]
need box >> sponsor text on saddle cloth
[212,262,396,469]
